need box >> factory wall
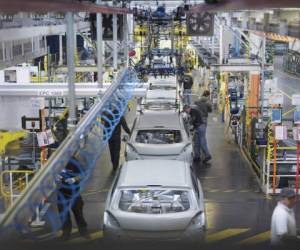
[0,96,41,130]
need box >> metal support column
[96,0,103,87]
[2,42,5,61]
[260,36,266,111]
[59,34,63,66]
[219,24,223,64]
[21,41,24,56]
[66,12,77,128]
[113,13,118,72]
[123,14,129,67]
[171,18,175,52]
[31,37,34,53]
[211,36,215,55]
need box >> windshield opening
[144,103,176,110]
[119,189,190,214]
[136,130,182,144]
[149,85,176,90]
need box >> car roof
[148,77,176,86]
[137,110,181,129]
[118,160,190,188]
[146,89,176,99]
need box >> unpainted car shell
[103,160,206,243]
[125,110,193,163]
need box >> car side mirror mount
[122,134,129,142]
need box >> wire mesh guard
[0,68,138,239]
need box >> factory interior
[0,0,300,249]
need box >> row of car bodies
[103,76,206,244]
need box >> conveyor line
[0,68,138,235]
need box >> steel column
[260,36,266,110]
[96,0,103,87]
[211,36,215,55]
[2,42,5,61]
[66,12,77,128]
[113,13,118,72]
[171,18,175,52]
[59,34,63,66]
[219,24,223,64]
[123,14,129,67]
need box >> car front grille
[124,230,183,240]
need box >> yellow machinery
[0,130,27,156]
[134,25,148,43]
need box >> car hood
[112,210,194,231]
[131,143,188,156]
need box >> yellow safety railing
[264,125,298,194]
[0,170,34,209]
[266,125,274,162]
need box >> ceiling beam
[188,0,300,13]
[0,0,131,14]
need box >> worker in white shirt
[271,188,299,246]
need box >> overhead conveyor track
[0,0,131,14]
[0,68,138,236]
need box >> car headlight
[103,211,120,228]
[186,212,206,231]
[125,143,141,160]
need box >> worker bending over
[195,90,212,163]
[183,105,211,163]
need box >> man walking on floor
[183,105,211,163]
[271,188,299,246]
[194,90,212,163]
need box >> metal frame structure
[0,68,138,232]
[0,83,147,97]
[0,0,131,14]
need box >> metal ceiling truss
[0,0,131,14]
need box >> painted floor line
[278,89,292,100]
[82,188,109,196]
[276,69,300,82]
[37,229,76,240]
[206,228,250,243]
[68,231,103,244]
[236,231,270,245]
[283,107,296,117]
[223,189,236,193]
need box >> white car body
[148,76,177,91]
[125,110,192,163]
[103,160,206,243]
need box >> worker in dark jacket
[195,90,212,124]
[57,158,88,241]
[109,115,131,171]
[184,105,211,163]
[194,90,212,163]
[181,74,193,105]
